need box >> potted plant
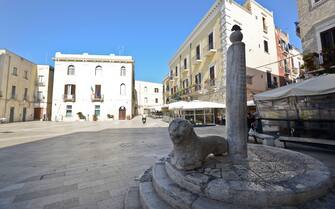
[93,114,98,121]
[77,112,86,120]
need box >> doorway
[22,107,27,122]
[119,106,126,120]
[9,107,14,123]
[34,108,43,120]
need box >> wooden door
[9,107,14,123]
[119,107,126,120]
[34,108,42,120]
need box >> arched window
[95,66,102,76]
[144,86,148,93]
[144,97,148,103]
[120,66,126,76]
[67,65,75,75]
[120,83,126,96]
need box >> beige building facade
[0,49,37,122]
[34,65,54,120]
[164,0,279,104]
[297,0,335,53]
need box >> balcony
[303,49,335,74]
[63,94,76,102]
[263,25,268,34]
[91,94,104,102]
[192,55,202,66]
[10,95,16,100]
[23,95,29,101]
[203,44,217,57]
[36,81,46,86]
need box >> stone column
[226,26,248,160]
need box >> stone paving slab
[0,120,334,209]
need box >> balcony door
[95,85,101,98]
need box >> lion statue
[168,118,228,170]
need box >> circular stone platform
[165,144,333,208]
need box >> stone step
[152,162,198,209]
[124,186,142,209]
[139,181,174,209]
[152,162,300,209]
[152,162,256,209]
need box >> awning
[182,100,225,110]
[247,100,255,106]
[167,100,225,110]
[254,74,335,101]
[168,101,189,110]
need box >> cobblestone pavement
[0,119,334,209]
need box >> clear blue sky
[0,0,300,83]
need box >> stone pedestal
[124,145,334,209]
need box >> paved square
[0,118,334,209]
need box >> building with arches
[52,52,135,121]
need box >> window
[320,26,335,50]
[183,79,189,89]
[64,84,76,95]
[12,67,17,76]
[311,0,323,7]
[266,72,272,89]
[95,85,101,98]
[209,66,215,86]
[196,45,201,60]
[208,32,214,50]
[171,88,174,94]
[120,66,126,76]
[37,91,43,102]
[11,86,16,98]
[166,85,170,92]
[195,73,202,91]
[264,40,269,53]
[120,83,126,96]
[155,98,158,103]
[67,65,75,75]
[38,75,44,85]
[246,75,253,85]
[170,70,173,77]
[64,84,76,101]
[154,88,159,93]
[144,97,148,103]
[66,105,72,117]
[24,71,28,79]
[95,66,102,76]
[184,58,187,69]
[95,105,101,116]
[23,88,28,100]
[144,86,148,92]
[262,17,268,33]
[175,66,178,76]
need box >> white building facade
[135,80,163,115]
[52,52,134,121]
